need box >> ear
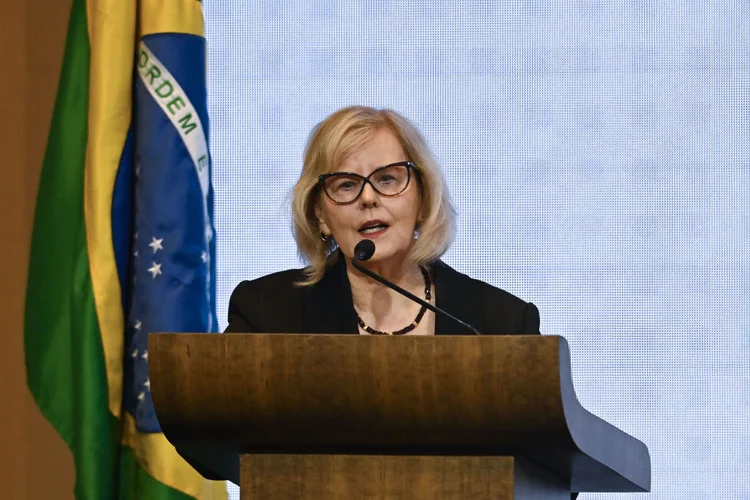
[314,201,331,235]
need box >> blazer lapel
[432,260,482,335]
[301,253,359,334]
[301,254,480,336]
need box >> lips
[358,220,389,234]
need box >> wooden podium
[148,334,650,499]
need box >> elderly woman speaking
[224,106,539,337]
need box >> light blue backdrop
[204,1,750,498]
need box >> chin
[367,244,411,264]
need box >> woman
[224,106,540,336]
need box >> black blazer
[224,252,540,336]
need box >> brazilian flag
[23,0,227,498]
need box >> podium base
[240,454,569,500]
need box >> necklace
[355,266,432,335]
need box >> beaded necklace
[355,267,431,335]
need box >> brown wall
[0,0,76,498]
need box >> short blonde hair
[292,106,456,286]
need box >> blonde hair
[292,106,456,286]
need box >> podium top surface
[148,333,650,493]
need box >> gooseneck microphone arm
[351,240,481,335]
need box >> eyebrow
[329,160,410,175]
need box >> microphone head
[354,239,376,261]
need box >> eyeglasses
[318,161,415,204]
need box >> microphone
[351,240,481,335]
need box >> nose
[358,181,379,208]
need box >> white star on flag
[134,248,139,257]
[131,349,138,358]
[147,262,162,278]
[201,251,207,263]
[134,320,142,331]
[138,392,146,402]
[149,237,164,253]
[144,378,151,390]
[141,350,148,361]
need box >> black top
[224,252,540,336]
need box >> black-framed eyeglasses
[318,161,415,204]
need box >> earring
[414,217,424,239]
[320,231,329,242]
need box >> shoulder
[225,267,311,333]
[432,260,528,307]
[432,259,540,335]
[230,267,308,299]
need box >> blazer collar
[432,260,480,335]
[301,251,479,336]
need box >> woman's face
[316,128,421,265]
